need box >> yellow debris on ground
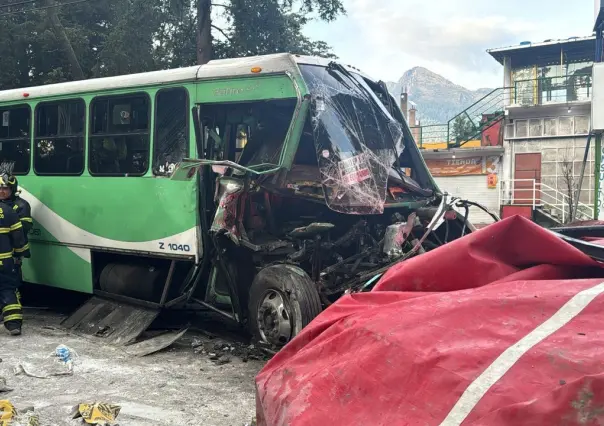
[0,400,39,426]
[0,400,16,426]
[72,403,121,425]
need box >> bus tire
[248,264,322,347]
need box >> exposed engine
[210,174,476,302]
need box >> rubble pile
[189,335,272,365]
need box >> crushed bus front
[174,56,497,347]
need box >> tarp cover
[255,216,604,426]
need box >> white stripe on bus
[439,281,604,426]
[19,188,198,263]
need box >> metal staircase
[417,87,508,148]
[447,87,506,147]
[499,179,594,225]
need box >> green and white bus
[0,53,480,346]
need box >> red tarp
[255,216,604,426]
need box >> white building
[488,36,596,224]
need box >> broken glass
[300,64,403,215]
[198,99,296,170]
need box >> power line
[0,0,93,17]
[0,0,37,10]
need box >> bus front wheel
[248,264,322,347]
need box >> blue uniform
[0,200,30,334]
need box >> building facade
[488,37,596,223]
[421,147,504,226]
[407,96,504,227]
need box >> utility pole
[196,0,212,65]
[44,0,84,80]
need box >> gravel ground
[0,309,264,425]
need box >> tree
[0,0,344,90]
[560,145,577,224]
[0,0,164,87]
[450,115,476,146]
[170,0,344,64]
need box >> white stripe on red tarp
[439,281,604,426]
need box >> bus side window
[153,88,189,176]
[89,94,150,177]
[34,99,85,176]
[0,105,31,175]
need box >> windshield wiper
[325,63,354,91]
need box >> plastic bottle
[55,345,72,363]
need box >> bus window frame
[88,92,152,177]
[152,87,190,177]
[33,98,86,177]
[0,103,32,176]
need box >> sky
[303,0,595,90]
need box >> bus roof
[0,53,366,103]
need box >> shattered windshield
[300,64,404,215]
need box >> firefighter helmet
[0,174,15,189]
[0,162,16,191]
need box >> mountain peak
[386,68,493,125]
[404,66,434,75]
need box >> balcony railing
[513,74,592,106]
[415,124,448,148]
[415,88,506,148]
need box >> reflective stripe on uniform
[14,243,29,253]
[2,304,21,313]
[10,222,22,231]
[0,251,13,259]
[0,228,9,234]
[3,314,23,322]
[21,217,33,223]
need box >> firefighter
[8,175,32,309]
[0,163,32,284]
[0,173,30,336]
[0,163,32,234]
[8,176,32,235]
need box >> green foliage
[217,0,338,59]
[0,0,344,89]
[450,115,476,144]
